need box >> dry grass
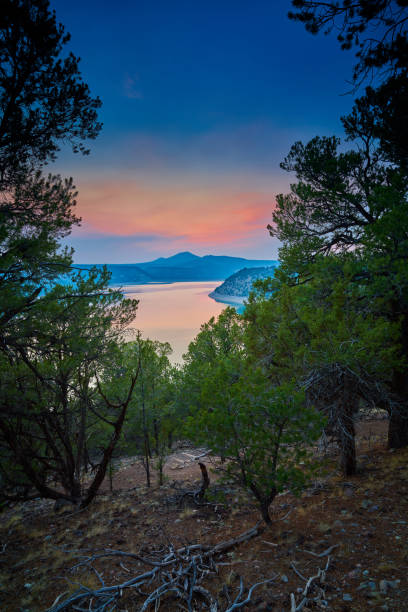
[0,422,407,611]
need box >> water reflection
[123,281,227,363]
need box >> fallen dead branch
[262,540,278,547]
[290,552,333,611]
[224,576,278,611]
[290,561,307,582]
[302,543,339,558]
[194,450,212,461]
[47,524,270,611]
[276,508,293,521]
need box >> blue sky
[51,0,357,263]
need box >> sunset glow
[125,282,226,362]
[73,178,275,242]
[51,0,354,263]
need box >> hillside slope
[209,265,278,300]
[1,427,407,611]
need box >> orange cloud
[73,177,277,247]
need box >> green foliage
[95,335,180,487]
[267,87,408,448]
[180,308,324,523]
[282,6,408,453]
[244,246,408,474]
[0,0,102,360]
[0,0,102,179]
[178,308,245,416]
[0,1,139,505]
[185,364,324,522]
[0,268,139,503]
[115,337,176,453]
[288,1,408,82]
[269,134,407,267]
[342,77,408,168]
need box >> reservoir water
[122,281,232,363]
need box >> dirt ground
[95,418,389,495]
[100,445,216,492]
[1,419,407,611]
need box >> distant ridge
[144,251,200,267]
[78,252,278,285]
[78,264,153,285]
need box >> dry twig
[290,552,332,611]
[47,524,272,612]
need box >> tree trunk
[388,407,408,449]
[75,400,87,487]
[80,405,126,507]
[83,442,92,473]
[80,371,138,508]
[197,462,210,500]
[339,402,357,477]
[143,436,151,487]
[388,307,408,449]
[158,458,164,486]
[249,483,277,525]
[335,376,358,477]
[70,478,82,501]
[140,370,151,486]
[109,459,114,492]
[153,418,159,455]
[259,499,272,525]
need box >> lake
[122,281,236,363]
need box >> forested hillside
[209,265,278,299]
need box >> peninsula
[209,264,278,306]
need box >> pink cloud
[73,178,277,248]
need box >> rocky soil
[0,420,407,611]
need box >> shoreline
[208,292,247,306]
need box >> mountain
[78,253,278,285]
[135,253,278,282]
[209,265,278,303]
[142,251,201,267]
[77,264,153,285]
